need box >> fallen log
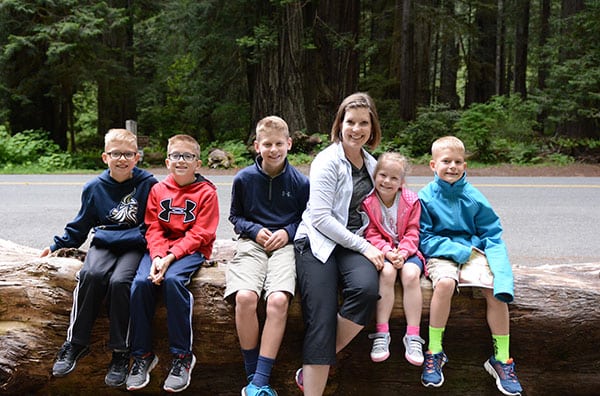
[0,238,598,395]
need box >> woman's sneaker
[484,356,523,396]
[421,351,448,388]
[402,335,425,366]
[368,332,391,362]
[294,368,304,392]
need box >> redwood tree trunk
[465,0,497,105]
[97,0,136,135]
[303,0,361,135]
[251,1,307,135]
[514,0,530,98]
[399,0,416,120]
[438,0,461,109]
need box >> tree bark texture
[513,0,530,98]
[251,1,307,135]
[438,0,461,109]
[465,0,497,105]
[1,239,598,395]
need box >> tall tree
[495,0,506,95]
[249,1,306,136]
[465,0,497,105]
[0,0,128,150]
[399,0,417,120]
[303,0,361,134]
[513,0,530,98]
[438,0,461,109]
[551,0,598,138]
[537,0,551,92]
[97,0,136,135]
[414,0,434,107]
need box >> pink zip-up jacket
[362,187,426,271]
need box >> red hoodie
[145,174,219,260]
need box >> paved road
[1,173,599,267]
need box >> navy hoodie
[51,167,158,253]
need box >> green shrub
[398,104,461,157]
[455,96,538,163]
[1,130,60,165]
[37,153,74,171]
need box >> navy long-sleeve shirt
[229,156,309,241]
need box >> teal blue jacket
[418,173,514,302]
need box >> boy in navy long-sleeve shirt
[225,116,309,396]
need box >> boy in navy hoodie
[42,128,157,387]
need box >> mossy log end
[0,239,598,395]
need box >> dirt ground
[153,162,600,177]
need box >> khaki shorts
[426,257,460,289]
[224,238,296,302]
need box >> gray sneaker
[163,353,196,393]
[368,332,391,362]
[403,334,425,366]
[126,353,158,391]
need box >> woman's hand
[363,244,385,271]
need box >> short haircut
[104,129,138,150]
[375,152,410,179]
[330,92,381,151]
[256,115,289,141]
[167,134,201,157]
[431,136,465,158]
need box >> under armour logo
[158,199,197,223]
[281,191,292,198]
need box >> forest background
[0,0,599,173]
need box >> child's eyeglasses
[168,152,197,162]
[106,151,137,160]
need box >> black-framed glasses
[168,152,197,162]
[106,151,137,160]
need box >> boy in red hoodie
[126,134,219,393]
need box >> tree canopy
[1,0,598,161]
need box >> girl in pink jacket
[361,152,426,366]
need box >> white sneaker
[368,332,391,362]
[403,334,425,366]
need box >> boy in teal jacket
[418,136,522,396]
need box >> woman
[294,92,384,395]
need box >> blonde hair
[256,115,289,141]
[167,134,201,157]
[331,92,381,150]
[431,136,465,158]
[104,129,137,150]
[375,152,410,179]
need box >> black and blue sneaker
[421,350,448,388]
[484,356,523,396]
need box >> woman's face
[340,107,371,152]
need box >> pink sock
[376,323,389,333]
[406,326,420,336]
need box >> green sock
[493,334,510,363]
[428,326,445,354]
